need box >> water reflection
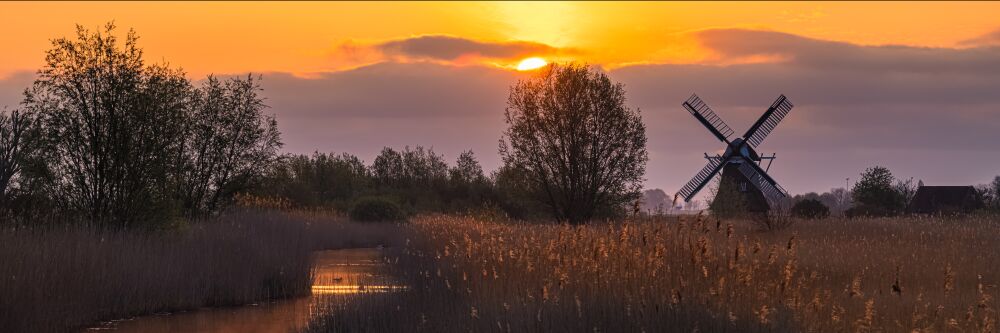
[90,248,398,333]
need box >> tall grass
[306,214,1000,332]
[0,209,402,333]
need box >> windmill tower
[674,94,793,213]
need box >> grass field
[305,214,1000,332]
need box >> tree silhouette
[23,23,192,225]
[849,166,906,216]
[0,109,37,202]
[175,75,281,217]
[500,63,648,224]
[19,23,282,225]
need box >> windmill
[673,94,793,213]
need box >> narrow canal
[89,248,399,333]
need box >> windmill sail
[677,156,725,202]
[743,95,793,148]
[736,161,788,207]
[683,94,735,144]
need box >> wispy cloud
[330,35,572,69]
[958,28,1000,47]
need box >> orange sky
[2,1,1000,77]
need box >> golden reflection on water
[89,248,399,333]
[311,284,406,295]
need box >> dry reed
[306,214,1000,332]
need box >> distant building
[907,186,981,215]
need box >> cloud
[377,35,562,62]
[329,35,572,69]
[694,28,1000,75]
[0,71,33,109]
[958,28,1000,47]
[259,61,516,118]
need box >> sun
[516,57,548,71]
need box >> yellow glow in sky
[1,2,999,77]
[516,57,548,71]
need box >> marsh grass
[0,209,403,333]
[307,214,1000,332]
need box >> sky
[2,1,1000,198]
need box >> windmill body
[675,94,794,213]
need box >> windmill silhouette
[673,94,793,212]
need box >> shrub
[349,197,407,222]
[845,204,893,218]
[791,198,830,219]
[750,211,795,231]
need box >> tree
[990,176,1000,210]
[828,187,853,215]
[23,23,193,226]
[372,147,404,186]
[499,63,648,224]
[449,151,486,185]
[19,23,282,225]
[175,75,282,217]
[848,166,906,217]
[491,164,548,220]
[0,109,37,202]
[640,188,669,215]
[447,151,490,210]
[894,177,918,206]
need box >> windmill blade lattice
[683,94,735,143]
[744,95,793,148]
[736,161,788,206]
[677,157,725,201]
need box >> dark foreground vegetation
[0,209,402,332]
[305,214,1000,332]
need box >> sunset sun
[516,57,548,71]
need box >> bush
[750,212,795,231]
[791,199,830,219]
[349,197,407,222]
[844,204,894,218]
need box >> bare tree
[500,63,648,224]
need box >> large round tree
[500,63,648,224]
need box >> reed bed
[0,210,402,333]
[306,214,1000,332]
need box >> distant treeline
[251,148,551,220]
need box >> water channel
[89,248,398,333]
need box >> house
[907,186,982,215]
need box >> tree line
[0,24,650,226]
[17,23,990,227]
